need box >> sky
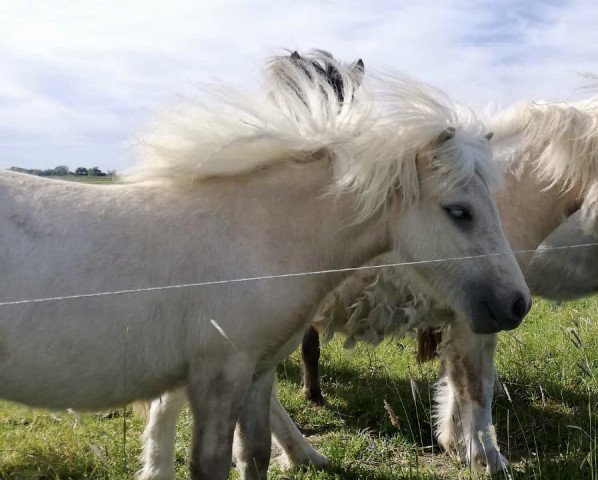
[1,0,597,172]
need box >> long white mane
[491,96,598,229]
[129,51,496,218]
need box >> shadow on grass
[278,356,437,446]
[492,375,596,464]
[280,461,453,480]
[0,354,592,480]
[277,355,596,477]
[0,405,140,480]
[0,447,112,480]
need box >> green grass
[0,297,596,479]
[53,176,115,185]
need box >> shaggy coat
[300,94,598,473]
[0,51,528,480]
[131,51,530,479]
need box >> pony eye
[443,205,472,221]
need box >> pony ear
[290,51,301,61]
[436,127,456,145]
[352,59,365,86]
[485,131,494,141]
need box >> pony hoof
[310,450,330,468]
[302,452,329,469]
[296,451,330,469]
[278,448,330,470]
[486,452,510,474]
[436,429,460,454]
[135,469,175,480]
[471,451,510,474]
[303,389,327,407]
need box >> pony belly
[0,303,188,411]
[0,345,187,411]
[0,368,185,412]
[255,327,306,375]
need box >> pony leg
[270,384,329,469]
[137,388,187,480]
[466,347,509,474]
[435,323,508,473]
[301,326,326,405]
[434,371,463,455]
[233,369,275,480]
[187,354,256,480]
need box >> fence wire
[1,242,597,307]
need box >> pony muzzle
[468,287,532,334]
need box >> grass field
[0,297,595,479]
[52,176,116,185]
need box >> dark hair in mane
[132,49,495,222]
[288,50,364,107]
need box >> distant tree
[9,165,112,177]
[88,166,107,177]
[52,165,71,176]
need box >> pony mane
[127,50,371,183]
[491,96,598,229]
[128,50,496,219]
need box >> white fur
[0,49,528,479]
[128,51,527,480]
[138,391,187,480]
[291,94,598,474]
[491,96,598,232]
[138,54,598,479]
[137,385,329,480]
[129,50,498,220]
[311,255,452,348]
[433,321,508,472]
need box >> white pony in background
[300,94,598,473]
[0,51,529,480]
[430,94,598,472]
[135,51,531,479]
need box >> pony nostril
[511,295,529,321]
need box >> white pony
[0,51,529,480]
[134,51,530,479]
[299,94,598,473]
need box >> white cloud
[0,0,597,170]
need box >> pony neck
[497,164,581,254]
[196,157,393,277]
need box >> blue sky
[1,0,597,171]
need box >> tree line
[9,166,115,177]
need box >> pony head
[268,51,531,334]
[389,122,531,334]
[315,69,531,334]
